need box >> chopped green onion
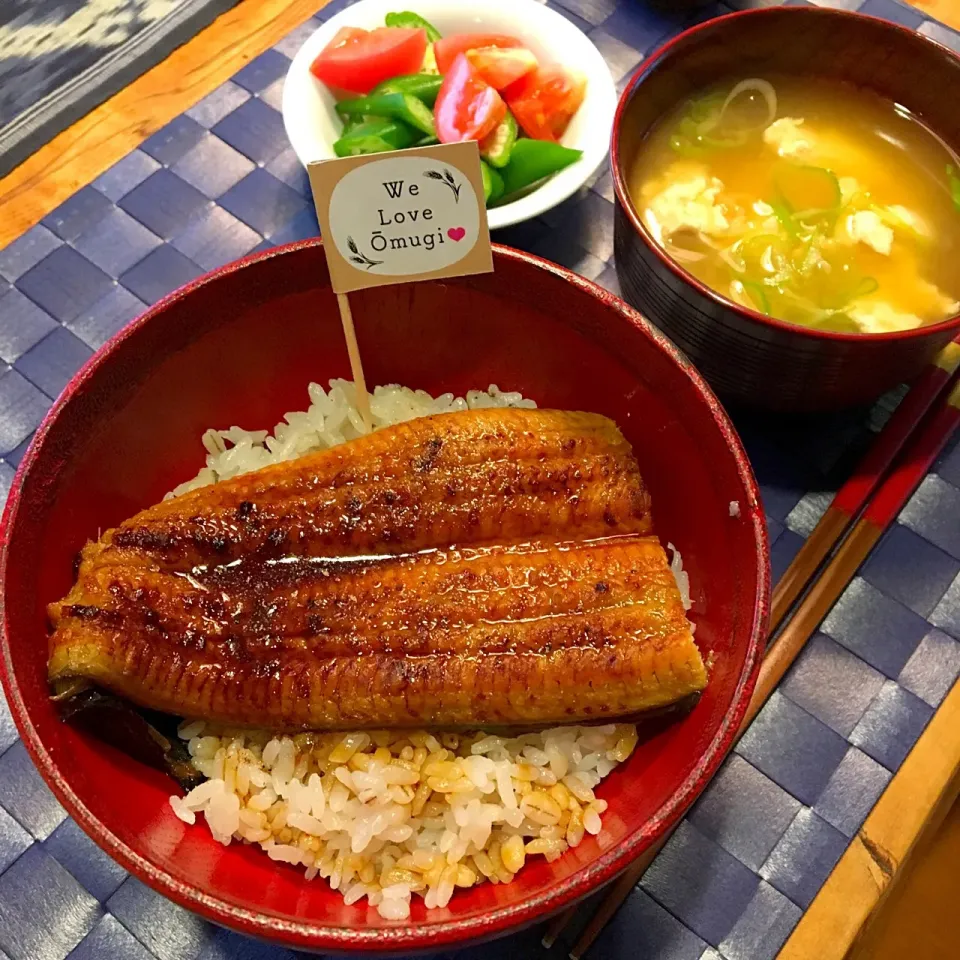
[669,90,761,156]
[668,134,703,158]
[773,164,841,216]
[737,234,788,275]
[711,78,777,134]
[818,270,877,311]
[742,281,770,314]
[687,94,725,124]
[770,199,799,239]
[813,312,861,334]
[701,130,750,150]
[948,164,960,213]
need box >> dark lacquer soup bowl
[613,7,960,413]
[0,242,768,953]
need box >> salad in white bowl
[282,0,617,229]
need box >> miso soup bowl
[612,7,960,413]
[0,242,768,952]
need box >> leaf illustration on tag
[424,168,460,202]
[346,236,382,270]
[444,168,461,200]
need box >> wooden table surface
[905,0,960,30]
[0,1,957,957]
[851,798,960,960]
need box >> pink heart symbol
[447,227,466,242]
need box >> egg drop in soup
[628,76,960,333]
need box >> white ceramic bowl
[282,0,617,230]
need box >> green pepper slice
[340,115,366,136]
[498,139,583,200]
[385,11,442,43]
[333,118,419,157]
[481,161,504,206]
[336,93,435,136]
[480,110,518,169]
[371,73,443,106]
[340,113,388,135]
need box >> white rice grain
[667,542,692,611]
[166,380,536,498]
[169,795,195,825]
[172,722,637,918]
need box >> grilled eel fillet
[48,408,707,729]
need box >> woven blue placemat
[1,1,959,959]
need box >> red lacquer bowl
[613,7,960,413]
[0,243,768,953]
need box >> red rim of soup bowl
[0,241,770,952]
[611,7,960,348]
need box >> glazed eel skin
[48,408,707,730]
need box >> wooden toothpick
[336,292,372,433]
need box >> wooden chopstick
[550,375,960,960]
[733,385,960,734]
[770,337,960,632]
[541,905,580,950]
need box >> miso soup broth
[628,75,960,334]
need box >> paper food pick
[307,140,494,433]
[308,140,494,294]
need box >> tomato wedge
[435,53,507,144]
[434,33,522,75]
[504,63,587,141]
[324,26,367,50]
[466,46,538,91]
[310,27,428,94]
